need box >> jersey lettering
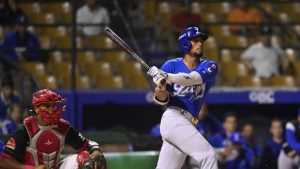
[172,83,206,100]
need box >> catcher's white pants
[156,108,218,169]
[59,154,78,169]
[278,150,300,169]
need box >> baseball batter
[147,27,218,169]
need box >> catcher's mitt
[77,151,107,169]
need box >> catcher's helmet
[32,89,66,124]
[178,27,208,53]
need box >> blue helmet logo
[178,27,208,53]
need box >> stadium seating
[55,36,83,49]
[116,61,144,79]
[220,49,233,62]
[203,2,230,21]
[267,76,295,87]
[258,2,273,13]
[209,25,231,37]
[48,51,67,63]
[285,48,297,61]
[236,76,262,87]
[276,12,290,23]
[203,13,218,23]
[205,49,219,62]
[190,2,202,15]
[41,26,69,38]
[144,1,155,25]
[0,27,3,40]
[100,51,128,64]
[36,75,59,89]
[275,3,298,15]
[48,62,79,82]
[62,75,91,89]
[39,36,52,49]
[293,13,300,23]
[293,61,300,84]
[19,3,41,16]
[20,62,47,77]
[220,36,248,48]
[46,2,71,23]
[76,51,96,69]
[30,13,56,24]
[294,25,300,36]
[10,1,300,89]
[128,74,150,89]
[157,2,172,36]
[85,61,112,75]
[95,75,124,89]
[205,37,217,50]
[87,36,115,49]
[221,61,248,85]
[83,62,113,81]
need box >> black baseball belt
[168,106,199,126]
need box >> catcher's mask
[32,89,66,125]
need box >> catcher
[0,89,106,169]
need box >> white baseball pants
[278,150,300,169]
[156,108,218,169]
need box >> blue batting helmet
[178,27,208,53]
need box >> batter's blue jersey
[161,57,218,118]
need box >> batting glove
[153,74,166,90]
[147,66,168,78]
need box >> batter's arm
[167,61,218,86]
[153,86,169,105]
[167,71,203,86]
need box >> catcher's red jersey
[2,115,94,168]
[23,116,69,168]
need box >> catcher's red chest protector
[23,116,70,169]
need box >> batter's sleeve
[195,60,218,83]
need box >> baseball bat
[104,27,166,86]
[104,27,150,70]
